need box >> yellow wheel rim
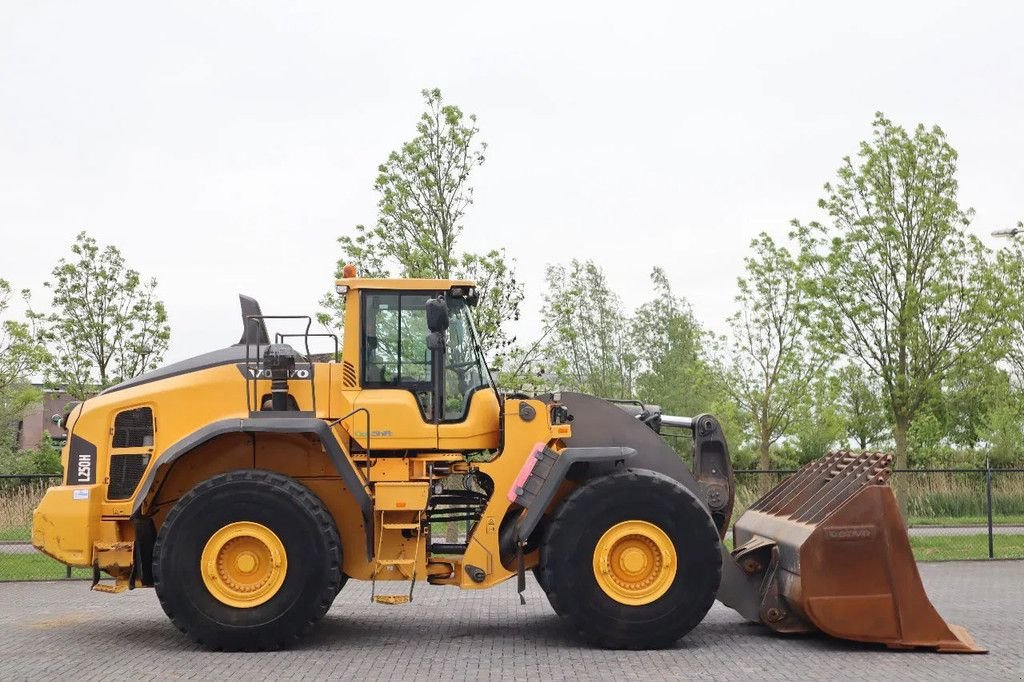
[592,520,677,606]
[200,521,287,608]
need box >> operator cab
[336,269,501,452]
[361,291,489,423]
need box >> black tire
[540,469,721,649]
[153,469,342,651]
[333,573,349,597]
[530,516,567,617]
[532,565,568,617]
[532,566,547,591]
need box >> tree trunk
[758,436,771,470]
[891,418,909,510]
[893,419,909,471]
[757,436,772,494]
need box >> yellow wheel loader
[32,271,984,652]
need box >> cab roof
[335,277,476,291]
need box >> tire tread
[539,468,721,649]
[152,469,342,651]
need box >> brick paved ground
[0,561,1020,681]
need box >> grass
[0,481,90,581]
[0,553,91,581]
[907,514,1024,526]
[910,534,1024,561]
[0,527,30,541]
[725,533,1024,560]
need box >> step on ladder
[371,482,428,605]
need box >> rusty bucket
[731,451,985,653]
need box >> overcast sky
[2,1,1022,363]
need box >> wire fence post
[985,459,994,560]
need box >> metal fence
[0,475,91,581]
[2,466,1022,581]
[735,466,1024,561]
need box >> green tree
[0,279,48,453]
[0,280,47,396]
[491,335,551,392]
[629,270,739,455]
[905,409,950,467]
[797,113,1010,469]
[36,232,170,398]
[540,259,638,397]
[982,395,1024,466]
[631,269,744,436]
[726,233,824,470]
[454,250,523,371]
[632,269,705,412]
[996,229,1024,385]
[0,434,61,475]
[836,364,889,450]
[322,88,523,361]
[789,374,846,465]
[942,363,1014,453]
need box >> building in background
[16,386,78,450]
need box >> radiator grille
[108,454,149,500]
[113,407,153,448]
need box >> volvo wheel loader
[32,269,984,652]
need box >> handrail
[244,314,317,414]
[275,332,340,362]
[328,407,373,486]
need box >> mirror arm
[427,331,446,424]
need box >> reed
[0,480,51,540]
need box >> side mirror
[426,331,445,351]
[426,297,449,333]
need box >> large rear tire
[153,469,342,651]
[540,469,721,649]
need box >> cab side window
[363,293,433,413]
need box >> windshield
[444,298,492,420]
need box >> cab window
[363,292,433,414]
[443,298,490,421]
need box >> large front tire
[540,469,721,649]
[533,565,567,617]
[153,469,342,651]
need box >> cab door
[351,291,438,451]
[436,298,500,451]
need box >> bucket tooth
[731,451,986,654]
